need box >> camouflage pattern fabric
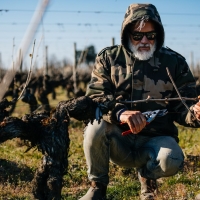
[85,4,199,141]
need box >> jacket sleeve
[85,49,128,124]
[169,56,200,127]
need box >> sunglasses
[129,31,157,41]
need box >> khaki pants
[83,120,184,185]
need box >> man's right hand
[119,110,146,134]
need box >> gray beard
[128,38,156,60]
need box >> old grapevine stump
[0,96,106,199]
[31,96,97,199]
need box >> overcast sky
[0,0,200,70]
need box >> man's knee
[140,139,184,179]
[143,147,184,179]
[157,147,184,176]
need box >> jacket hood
[121,4,165,52]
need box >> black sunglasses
[129,31,157,41]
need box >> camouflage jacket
[85,4,199,141]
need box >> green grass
[0,86,200,199]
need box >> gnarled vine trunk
[0,96,106,199]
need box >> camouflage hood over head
[121,4,164,51]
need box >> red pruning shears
[121,109,168,136]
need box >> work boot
[138,173,157,200]
[79,181,107,200]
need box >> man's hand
[119,110,146,134]
[193,102,200,120]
